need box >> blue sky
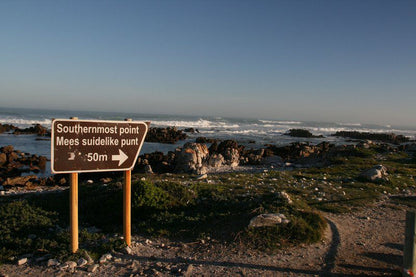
[1,0,415,126]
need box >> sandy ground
[0,199,406,277]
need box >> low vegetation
[1,144,415,264]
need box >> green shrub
[132,180,173,210]
[242,211,326,251]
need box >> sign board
[51,119,148,173]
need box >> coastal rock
[207,154,224,168]
[145,127,187,144]
[0,124,17,134]
[332,131,409,144]
[245,149,264,165]
[196,137,218,144]
[210,140,242,167]
[4,175,38,186]
[249,213,290,228]
[137,151,175,173]
[224,148,240,167]
[0,153,6,166]
[1,145,14,154]
[183,128,199,133]
[360,165,388,182]
[286,129,322,138]
[13,124,50,136]
[175,143,209,174]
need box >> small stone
[141,177,146,181]
[100,177,112,183]
[87,264,99,273]
[87,179,94,184]
[35,255,50,263]
[145,239,152,245]
[77,258,88,267]
[145,164,154,174]
[99,253,112,263]
[17,257,28,265]
[59,263,69,270]
[47,258,60,267]
[84,251,94,265]
[124,246,132,254]
[196,174,208,180]
[183,264,194,277]
[65,261,77,269]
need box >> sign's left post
[69,117,79,253]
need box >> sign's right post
[123,118,132,246]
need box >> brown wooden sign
[51,119,148,173]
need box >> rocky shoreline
[1,124,415,276]
[1,123,416,194]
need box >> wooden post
[404,210,416,277]
[70,172,78,253]
[69,117,79,253]
[124,118,132,246]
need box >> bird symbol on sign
[68,152,76,161]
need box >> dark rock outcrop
[0,145,48,183]
[195,137,218,144]
[332,131,409,144]
[13,124,50,136]
[286,129,323,138]
[0,124,18,134]
[145,127,188,144]
[183,128,199,133]
[209,140,243,167]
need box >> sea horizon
[1,106,416,132]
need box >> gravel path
[0,200,406,276]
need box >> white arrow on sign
[112,149,128,166]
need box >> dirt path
[0,200,406,276]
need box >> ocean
[1,107,415,176]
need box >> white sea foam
[151,119,240,129]
[336,122,362,127]
[259,120,302,125]
[0,117,52,128]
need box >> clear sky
[1,0,415,126]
